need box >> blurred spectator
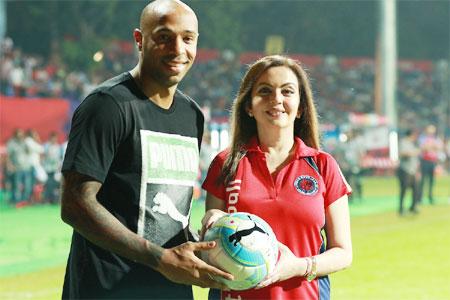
[418,125,444,204]
[211,97,230,119]
[6,128,33,206]
[341,130,366,202]
[199,130,216,201]
[24,129,46,203]
[10,60,26,96]
[397,129,420,215]
[42,132,63,204]
[0,38,14,94]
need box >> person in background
[42,132,63,204]
[343,130,365,202]
[59,1,232,299]
[201,55,352,299]
[418,124,443,204]
[199,129,216,201]
[24,129,46,201]
[6,128,33,206]
[397,129,420,215]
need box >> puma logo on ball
[228,215,268,246]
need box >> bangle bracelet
[306,256,317,282]
[302,257,311,277]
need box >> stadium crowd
[1,37,449,208]
[3,129,65,207]
[1,37,447,129]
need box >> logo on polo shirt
[294,175,319,196]
[227,180,242,214]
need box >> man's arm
[61,171,233,288]
[399,140,420,158]
[61,171,161,266]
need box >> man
[6,128,33,205]
[340,129,365,202]
[397,129,420,215]
[42,132,63,204]
[418,124,443,204]
[60,1,232,299]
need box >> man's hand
[157,240,234,289]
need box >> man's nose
[170,36,185,55]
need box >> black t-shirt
[61,72,204,299]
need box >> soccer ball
[202,212,278,290]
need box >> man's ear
[133,29,142,50]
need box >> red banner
[0,96,70,144]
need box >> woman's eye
[258,87,271,95]
[283,89,295,95]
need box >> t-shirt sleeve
[201,151,227,201]
[62,92,125,182]
[318,152,352,208]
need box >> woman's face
[248,66,300,131]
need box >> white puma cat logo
[152,192,189,228]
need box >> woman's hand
[256,242,304,289]
[199,209,228,240]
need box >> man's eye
[157,34,171,42]
[184,36,196,43]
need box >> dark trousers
[10,169,33,203]
[343,169,363,202]
[43,171,59,204]
[208,288,221,300]
[419,159,436,204]
[397,168,418,213]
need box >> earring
[248,112,253,117]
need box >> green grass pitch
[0,175,449,299]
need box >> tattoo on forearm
[147,243,163,268]
[63,172,101,200]
[62,171,164,267]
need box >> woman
[201,55,352,299]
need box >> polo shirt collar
[244,136,319,158]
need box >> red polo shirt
[202,136,351,300]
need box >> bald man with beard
[60,1,232,298]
